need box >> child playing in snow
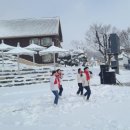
[82,67,91,100]
[50,70,59,105]
[56,69,64,96]
[77,68,83,95]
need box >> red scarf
[54,77,61,88]
[54,78,58,84]
[84,70,90,81]
[56,74,61,88]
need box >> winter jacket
[84,70,90,81]
[56,73,63,88]
[58,73,63,84]
[82,73,89,87]
[50,76,59,91]
[77,73,83,83]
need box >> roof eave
[0,33,60,39]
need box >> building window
[41,38,52,47]
[30,38,40,45]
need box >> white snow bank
[0,66,130,130]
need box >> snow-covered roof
[0,17,62,40]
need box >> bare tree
[70,40,86,50]
[119,28,130,49]
[85,23,118,64]
[70,39,102,61]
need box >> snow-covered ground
[0,66,130,130]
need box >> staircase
[19,58,53,67]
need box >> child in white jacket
[77,68,83,95]
[50,71,59,105]
[82,67,91,100]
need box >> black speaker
[104,72,116,84]
[128,59,130,64]
[99,65,109,84]
[99,71,105,84]
[111,61,117,69]
[99,65,116,84]
[100,65,109,72]
[109,33,120,54]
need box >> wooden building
[0,17,63,63]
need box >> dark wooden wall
[4,38,30,47]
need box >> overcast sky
[0,0,130,48]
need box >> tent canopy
[5,43,36,56]
[39,45,68,69]
[25,42,46,51]
[0,40,15,51]
[0,40,15,72]
[4,43,36,74]
[39,45,68,55]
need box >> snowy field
[0,66,130,130]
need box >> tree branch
[99,48,104,55]
[96,31,104,48]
